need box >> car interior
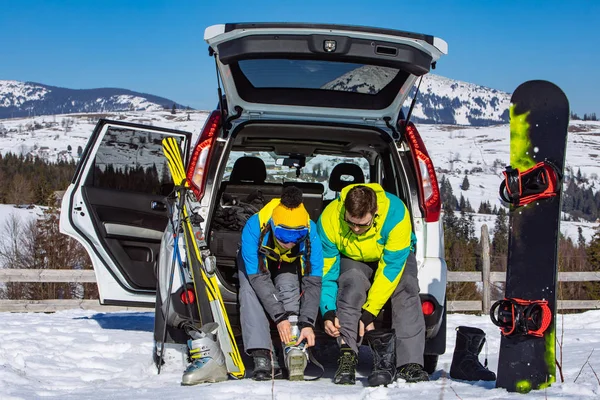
[207,123,410,289]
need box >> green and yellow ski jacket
[317,183,415,319]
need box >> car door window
[87,127,174,195]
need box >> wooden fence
[1,225,599,313]
[1,269,599,313]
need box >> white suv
[60,22,448,373]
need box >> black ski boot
[251,349,282,381]
[450,326,496,381]
[333,345,358,385]
[364,329,397,386]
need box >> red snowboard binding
[490,298,552,337]
[499,161,561,207]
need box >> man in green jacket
[318,183,428,386]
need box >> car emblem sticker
[323,40,337,52]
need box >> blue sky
[2,0,598,114]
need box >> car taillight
[422,300,435,316]
[187,111,221,200]
[180,289,195,304]
[401,121,441,223]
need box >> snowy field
[0,204,46,270]
[0,111,598,244]
[0,309,598,399]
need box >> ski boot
[450,326,496,381]
[283,342,307,381]
[333,345,358,385]
[283,315,307,381]
[364,329,397,386]
[181,322,228,385]
[251,348,282,381]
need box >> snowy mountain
[0,80,187,119]
[1,74,509,125]
[408,74,510,126]
[322,69,510,126]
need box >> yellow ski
[162,137,245,379]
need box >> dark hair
[344,185,377,218]
[280,185,303,208]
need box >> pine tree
[458,194,466,211]
[460,174,470,190]
[439,175,458,211]
[478,200,492,214]
[491,208,508,271]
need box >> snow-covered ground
[0,204,46,269]
[0,309,598,399]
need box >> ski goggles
[272,224,309,244]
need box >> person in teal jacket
[318,183,428,386]
[238,186,323,381]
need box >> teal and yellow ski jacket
[317,183,416,318]
[240,199,324,328]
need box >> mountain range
[0,80,185,120]
[0,74,510,126]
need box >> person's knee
[339,267,369,287]
[399,274,420,296]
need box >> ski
[162,137,245,379]
[492,80,569,393]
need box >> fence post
[481,224,491,313]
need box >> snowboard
[492,80,569,393]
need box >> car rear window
[239,59,399,95]
[224,151,370,200]
[230,59,410,109]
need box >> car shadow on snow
[74,312,154,332]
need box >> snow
[0,111,598,243]
[410,74,510,125]
[0,81,49,108]
[0,309,598,399]
[0,204,43,227]
[418,121,600,241]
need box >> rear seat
[218,156,283,203]
[210,157,326,280]
[323,162,365,209]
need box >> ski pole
[157,186,187,374]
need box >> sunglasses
[272,224,309,244]
[344,214,374,229]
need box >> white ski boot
[181,322,228,385]
[283,315,308,381]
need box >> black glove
[359,309,377,327]
[322,310,336,324]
